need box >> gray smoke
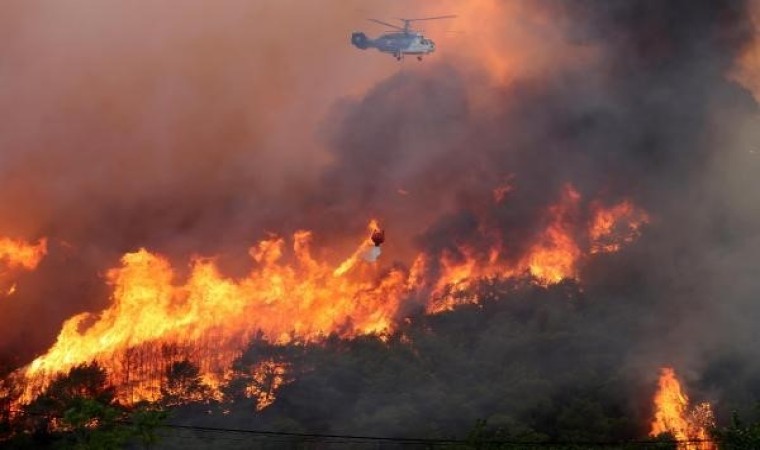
[311,0,760,420]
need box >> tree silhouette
[161,360,209,406]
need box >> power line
[5,408,717,447]
[155,423,716,447]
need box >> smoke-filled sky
[2,0,760,402]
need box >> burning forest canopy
[2,0,760,448]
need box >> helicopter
[351,15,456,61]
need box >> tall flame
[650,367,715,450]
[521,185,582,284]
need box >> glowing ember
[245,360,289,411]
[650,367,715,450]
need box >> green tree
[712,411,760,449]
[24,362,115,438]
[129,402,168,450]
[58,397,130,449]
[12,361,168,449]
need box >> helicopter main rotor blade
[367,18,405,31]
[399,15,458,23]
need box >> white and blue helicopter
[351,16,456,61]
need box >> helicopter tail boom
[351,32,373,50]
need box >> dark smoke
[293,0,760,433]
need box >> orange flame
[20,226,412,404]
[425,188,653,316]
[589,201,649,253]
[521,185,582,284]
[427,184,583,312]
[0,237,47,297]
[650,367,715,450]
[0,237,47,271]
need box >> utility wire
[158,423,716,447]
[5,408,716,447]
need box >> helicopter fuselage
[351,31,436,60]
